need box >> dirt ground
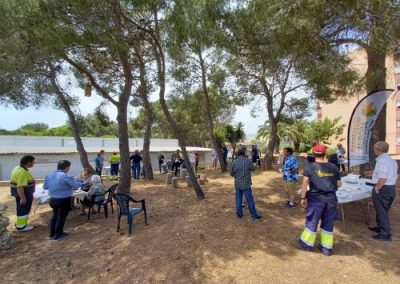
[1,169,399,283]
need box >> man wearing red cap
[298,144,342,256]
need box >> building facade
[317,48,400,155]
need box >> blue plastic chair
[113,193,148,235]
[87,183,118,220]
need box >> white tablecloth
[336,177,374,204]
[33,184,88,204]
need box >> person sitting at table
[79,167,94,192]
[43,160,83,241]
[80,175,105,216]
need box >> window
[397,120,400,128]
[397,85,400,91]
[397,100,400,108]
[397,137,400,145]
[395,63,400,74]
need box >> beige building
[318,48,400,155]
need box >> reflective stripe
[15,215,28,228]
[300,227,316,247]
[320,229,334,249]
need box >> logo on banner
[348,89,394,168]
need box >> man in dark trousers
[130,150,142,180]
[230,147,262,221]
[298,145,341,256]
[365,141,398,241]
[44,160,83,241]
[10,156,36,232]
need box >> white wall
[0,151,212,180]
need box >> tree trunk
[50,69,94,172]
[264,121,278,169]
[142,99,154,180]
[293,141,300,153]
[136,47,154,180]
[151,9,204,199]
[275,137,280,154]
[198,52,227,173]
[364,44,387,171]
[116,103,132,194]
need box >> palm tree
[225,122,246,159]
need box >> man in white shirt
[365,141,398,241]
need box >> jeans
[49,197,72,237]
[372,185,396,237]
[235,188,260,219]
[132,163,141,180]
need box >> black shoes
[371,234,392,241]
[53,232,71,241]
[368,227,380,233]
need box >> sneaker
[47,234,55,240]
[297,240,313,252]
[16,225,34,232]
[319,245,332,256]
[368,227,380,233]
[371,234,392,241]
[252,215,262,221]
[53,232,71,241]
[285,203,297,208]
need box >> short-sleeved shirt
[303,162,340,203]
[283,155,299,182]
[10,166,35,196]
[10,166,34,187]
[130,153,142,164]
[372,153,398,185]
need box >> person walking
[230,147,262,221]
[109,152,120,181]
[130,150,142,180]
[10,156,36,232]
[365,141,398,241]
[282,147,299,208]
[43,160,83,241]
[298,145,341,256]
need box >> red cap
[313,144,326,155]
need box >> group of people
[10,158,106,240]
[231,141,397,256]
[10,141,397,247]
[211,145,230,170]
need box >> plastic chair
[113,193,148,235]
[87,183,118,220]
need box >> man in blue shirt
[43,160,83,241]
[230,147,262,220]
[282,147,299,208]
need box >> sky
[0,92,267,136]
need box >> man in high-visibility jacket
[10,156,36,232]
[298,145,341,256]
[109,152,120,181]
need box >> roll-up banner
[347,89,394,168]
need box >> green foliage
[225,122,245,156]
[306,118,345,145]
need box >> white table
[336,176,374,230]
[33,184,88,214]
